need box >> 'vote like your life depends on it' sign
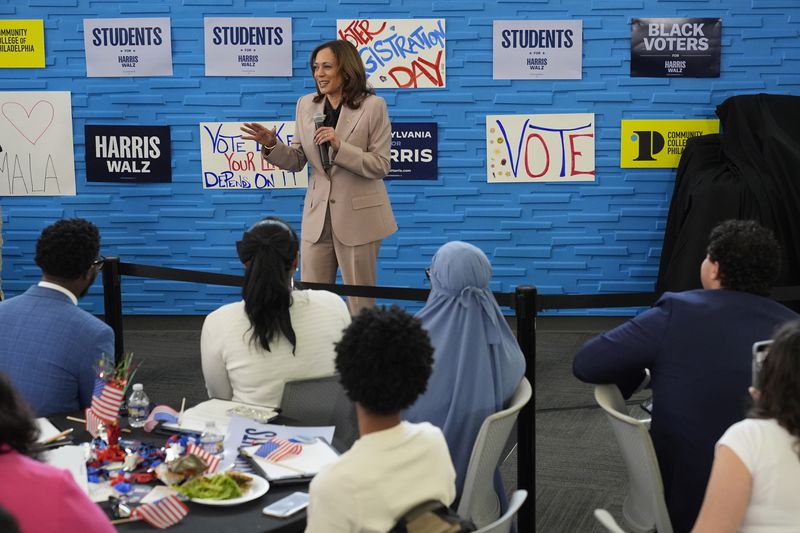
[337,18,445,89]
[203,17,292,77]
[85,125,172,183]
[631,18,721,78]
[0,91,76,196]
[386,122,437,181]
[0,19,45,68]
[200,121,308,190]
[492,20,582,80]
[486,114,595,183]
[83,17,173,77]
[620,119,720,168]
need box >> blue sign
[85,125,171,183]
[387,122,437,181]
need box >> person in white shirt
[201,217,350,408]
[306,306,457,533]
[692,319,800,532]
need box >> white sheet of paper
[161,399,278,434]
[42,445,89,495]
[242,439,339,480]
[35,417,62,443]
[221,416,336,471]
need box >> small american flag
[143,404,180,432]
[90,381,125,421]
[131,495,189,529]
[186,442,222,474]
[255,437,302,462]
[85,407,104,438]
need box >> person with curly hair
[0,218,114,416]
[201,216,351,408]
[693,319,800,531]
[573,219,797,533]
[0,372,115,532]
[241,39,396,316]
[305,306,456,533]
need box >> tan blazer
[264,93,398,247]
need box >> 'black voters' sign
[631,18,721,78]
[85,125,171,183]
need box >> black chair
[279,374,359,452]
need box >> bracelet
[263,142,277,154]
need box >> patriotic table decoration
[254,437,303,462]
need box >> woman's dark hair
[237,217,299,353]
[310,39,374,109]
[752,319,800,458]
[335,306,434,415]
[0,372,40,457]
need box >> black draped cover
[656,93,800,292]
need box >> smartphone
[752,339,772,387]
[262,491,310,518]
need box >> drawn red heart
[1,100,55,145]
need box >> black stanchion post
[102,256,124,360]
[514,284,537,532]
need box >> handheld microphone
[312,112,332,171]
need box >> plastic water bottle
[127,383,150,428]
[199,421,224,456]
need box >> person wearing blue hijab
[404,241,526,495]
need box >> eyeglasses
[92,255,106,271]
[425,267,431,280]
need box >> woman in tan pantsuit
[242,40,396,316]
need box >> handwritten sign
[487,113,595,183]
[204,17,292,77]
[0,19,45,68]
[83,18,173,77]
[0,91,75,196]
[620,119,719,168]
[493,20,582,80]
[200,121,308,190]
[337,18,446,89]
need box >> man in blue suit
[0,219,115,417]
[573,219,797,533]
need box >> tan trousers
[301,208,381,316]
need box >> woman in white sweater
[201,217,350,408]
[692,319,800,532]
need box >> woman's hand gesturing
[241,122,278,148]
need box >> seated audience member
[306,306,456,533]
[404,241,525,494]
[573,219,797,533]
[0,372,115,532]
[201,216,351,407]
[0,218,114,417]
[692,320,800,532]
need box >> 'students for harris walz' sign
[631,18,721,78]
[85,125,171,183]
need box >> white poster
[200,121,308,190]
[493,20,582,80]
[83,18,173,77]
[204,17,292,77]
[0,91,76,196]
[337,18,445,89]
[487,113,595,183]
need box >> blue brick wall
[1,0,799,316]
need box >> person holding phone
[241,39,396,316]
[573,220,798,533]
[692,320,800,532]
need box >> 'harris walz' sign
[85,125,171,183]
[386,122,437,181]
[631,18,721,78]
